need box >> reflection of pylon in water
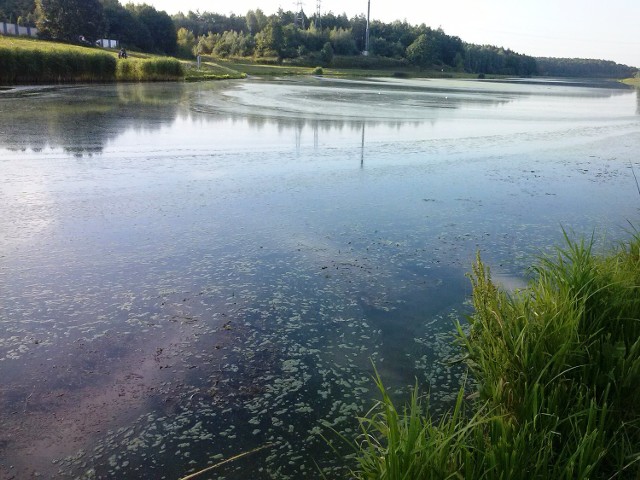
[314,0,321,29]
[314,121,319,150]
[360,122,365,167]
[295,122,302,154]
[294,0,305,29]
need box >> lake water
[1,77,639,479]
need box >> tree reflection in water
[0,83,188,156]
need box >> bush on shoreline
[116,58,184,82]
[352,233,640,479]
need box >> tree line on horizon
[0,0,636,78]
[172,9,539,76]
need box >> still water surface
[1,77,639,478]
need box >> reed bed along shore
[115,57,184,82]
[351,233,640,479]
[0,36,184,84]
[0,47,116,83]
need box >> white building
[96,39,119,49]
[1,22,38,37]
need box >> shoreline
[3,36,636,87]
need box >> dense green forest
[0,0,636,77]
[0,0,177,54]
[0,0,34,24]
[171,9,538,75]
[536,57,636,78]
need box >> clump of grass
[350,371,491,479]
[116,58,184,82]
[351,232,640,479]
[312,66,323,75]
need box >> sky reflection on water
[0,78,639,478]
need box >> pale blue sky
[145,0,639,66]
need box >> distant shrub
[115,59,137,81]
[116,58,184,82]
[312,66,323,75]
[140,58,184,80]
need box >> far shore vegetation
[0,35,473,84]
[1,34,639,87]
[1,0,638,85]
[343,233,640,479]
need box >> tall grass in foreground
[352,233,640,479]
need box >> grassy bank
[622,77,640,88]
[0,36,183,84]
[352,233,640,478]
[0,36,496,85]
[0,36,115,83]
[182,58,247,81]
[203,55,480,79]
